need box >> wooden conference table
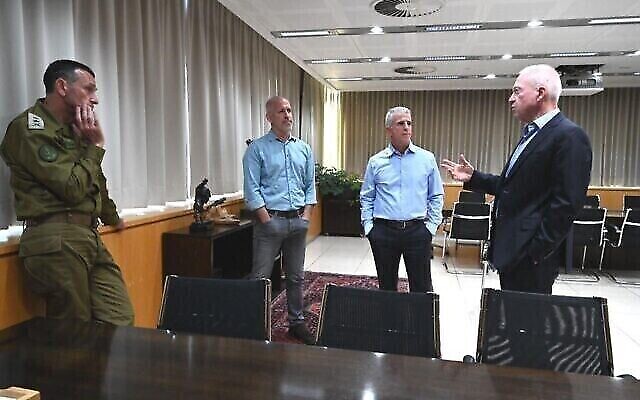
[0,318,638,399]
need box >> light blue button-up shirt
[243,131,316,211]
[360,142,444,236]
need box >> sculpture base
[189,220,213,233]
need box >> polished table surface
[1,318,638,400]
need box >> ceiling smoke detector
[372,0,445,18]
[394,65,437,75]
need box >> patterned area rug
[271,271,409,344]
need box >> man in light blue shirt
[360,106,444,292]
[243,96,316,344]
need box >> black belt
[267,208,304,219]
[24,212,99,229]
[374,218,425,230]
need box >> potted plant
[315,164,363,236]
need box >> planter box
[321,194,362,237]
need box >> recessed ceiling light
[589,17,640,25]
[483,74,497,79]
[527,19,544,28]
[279,30,330,37]
[501,53,513,60]
[379,56,391,63]
[369,26,384,34]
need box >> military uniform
[0,99,134,325]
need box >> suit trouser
[250,216,309,326]
[498,255,559,294]
[367,221,433,292]
[19,222,134,325]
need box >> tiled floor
[305,235,640,378]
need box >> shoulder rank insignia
[38,144,58,162]
[28,112,45,130]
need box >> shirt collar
[32,99,74,137]
[383,141,417,157]
[531,108,560,130]
[268,130,296,143]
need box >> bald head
[265,96,293,138]
[509,64,562,123]
[518,64,562,104]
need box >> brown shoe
[288,324,315,345]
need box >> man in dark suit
[441,64,592,294]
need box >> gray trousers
[250,216,309,326]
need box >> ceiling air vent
[372,0,445,18]
[394,65,436,75]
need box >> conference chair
[558,207,606,283]
[442,201,491,276]
[602,209,640,285]
[157,275,272,340]
[471,288,614,376]
[316,285,440,358]
[458,190,486,203]
[623,195,640,211]
[584,194,600,208]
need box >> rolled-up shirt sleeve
[242,144,265,211]
[360,160,376,235]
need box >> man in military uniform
[0,59,134,325]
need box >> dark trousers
[367,221,433,292]
[498,255,559,294]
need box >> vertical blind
[341,88,640,187]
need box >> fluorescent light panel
[273,15,640,39]
[306,50,634,65]
[589,17,640,25]
[279,30,330,37]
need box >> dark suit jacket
[464,112,592,274]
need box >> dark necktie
[506,123,539,177]
[518,123,539,146]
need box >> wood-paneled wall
[0,199,323,330]
[445,184,639,211]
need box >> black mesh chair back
[583,195,600,208]
[476,288,613,376]
[449,202,491,241]
[458,190,486,203]
[157,275,271,341]
[623,195,640,211]
[617,209,640,247]
[572,207,607,270]
[316,285,440,358]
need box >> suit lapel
[503,113,565,182]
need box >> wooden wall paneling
[0,248,44,329]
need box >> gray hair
[518,64,562,103]
[385,106,411,128]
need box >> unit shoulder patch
[38,144,58,162]
[28,112,45,130]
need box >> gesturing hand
[441,154,475,182]
[72,105,104,147]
